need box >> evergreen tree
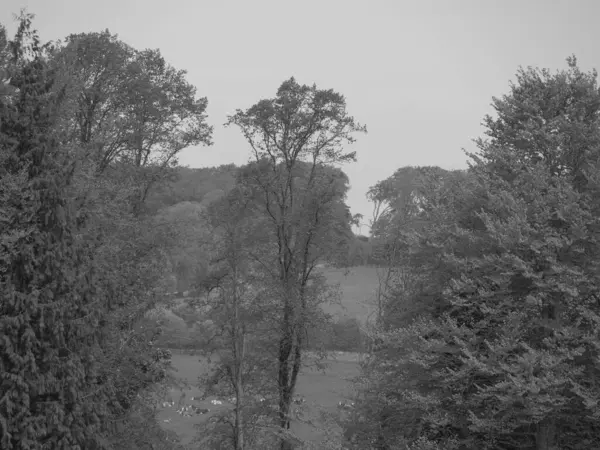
[0,15,111,449]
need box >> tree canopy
[348,56,600,450]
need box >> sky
[2,0,600,233]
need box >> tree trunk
[232,261,245,450]
[279,407,293,450]
[234,382,244,450]
[233,334,244,450]
[536,418,557,450]
[278,340,303,450]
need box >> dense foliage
[348,57,600,450]
[1,15,211,449]
[8,9,600,450]
[0,17,111,449]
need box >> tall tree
[56,30,133,149]
[56,33,213,214]
[1,15,204,449]
[0,15,112,449]
[227,77,366,448]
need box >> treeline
[345,57,600,450]
[147,164,238,213]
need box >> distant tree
[367,165,466,244]
[364,165,471,330]
[227,77,366,448]
[346,234,373,267]
[146,164,237,212]
[154,200,210,292]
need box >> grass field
[155,265,381,447]
[157,352,362,447]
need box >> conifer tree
[1,15,110,449]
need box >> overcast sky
[2,0,599,232]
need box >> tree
[55,32,213,214]
[480,56,600,192]
[1,14,206,449]
[144,164,237,214]
[0,14,112,449]
[153,200,210,292]
[364,166,470,331]
[55,30,133,149]
[366,165,466,243]
[226,77,366,448]
[208,190,253,450]
[346,234,373,267]
[192,186,276,450]
[350,56,600,450]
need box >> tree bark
[232,258,245,450]
[234,373,244,450]
[536,417,557,450]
